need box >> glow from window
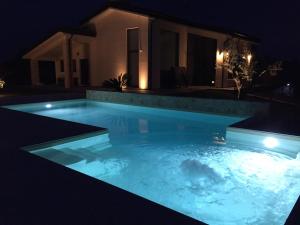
[45,104,52,109]
[263,137,279,149]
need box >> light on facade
[139,65,148,90]
[216,50,224,64]
[247,54,252,65]
[139,78,148,90]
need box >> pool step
[53,133,112,152]
[26,132,112,154]
[226,127,300,158]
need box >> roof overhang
[23,30,96,60]
[23,32,65,59]
[81,2,260,43]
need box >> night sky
[1,0,300,63]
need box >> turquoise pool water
[6,100,300,225]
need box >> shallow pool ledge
[86,90,269,117]
[226,127,300,158]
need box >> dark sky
[1,0,300,63]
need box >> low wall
[86,90,270,117]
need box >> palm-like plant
[0,78,5,89]
[102,73,128,92]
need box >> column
[76,58,81,85]
[179,30,187,68]
[54,60,61,84]
[150,19,160,89]
[30,60,40,85]
[215,41,224,88]
[62,36,72,89]
[215,62,224,88]
[139,27,148,90]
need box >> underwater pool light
[263,137,279,149]
[45,104,52,109]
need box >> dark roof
[81,1,260,43]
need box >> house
[23,2,258,90]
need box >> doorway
[127,28,139,87]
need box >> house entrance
[127,28,139,87]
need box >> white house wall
[88,8,149,87]
[55,42,89,85]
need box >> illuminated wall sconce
[216,50,224,64]
[247,54,252,65]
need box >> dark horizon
[1,0,300,63]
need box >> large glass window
[160,30,179,88]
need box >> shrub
[102,73,128,92]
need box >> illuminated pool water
[6,100,300,225]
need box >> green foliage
[0,79,5,89]
[102,73,128,92]
[217,38,282,99]
[222,39,253,99]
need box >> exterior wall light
[216,50,224,64]
[247,54,252,65]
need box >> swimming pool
[5,99,300,225]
